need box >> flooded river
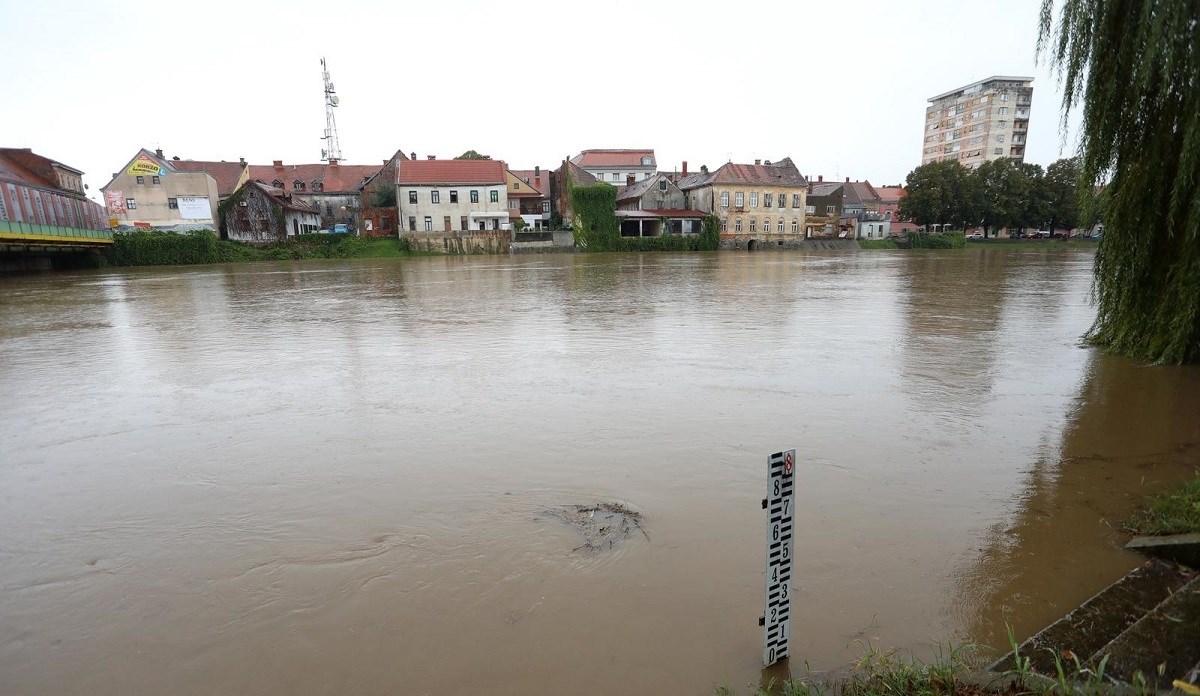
[2,249,1198,695]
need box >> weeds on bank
[1125,471,1200,536]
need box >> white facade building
[397,159,510,233]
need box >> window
[734,192,744,207]
[513,182,519,190]
[470,190,479,203]
[611,173,619,181]
[460,216,468,230]
[721,218,728,232]
[272,179,283,188]
[450,190,458,203]
[764,193,773,208]
[777,219,784,232]
[997,135,1005,142]
[778,194,785,209]
[791,219,798,233]
[136,176,145,185]
[735,218,742,232]
[792,194,801,208]
[994,148,1003,155]
[295,181,305,190]
[409,191,418,204]
[542,201,550,213]
[326,205,333,216]
[167,198,178,209]
[1000,93,1009,102]
[126,198,136,209]
[431,190,440,203]
[826,205,835,214]
[998,107,1008,115]
[508,200,517,210]
[658,179,667,191]
[312,181,322,191]
[409,216,417,231]
[641,156,652,166]
[490,190,499,203]
[749,219,757,233]
[151,175,160,185]
[998,120,1007,128]
[423,216,433,231]
[720,191,730,208]
[750,192,758,208]
[805,205,815,214]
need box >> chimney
[155,148,163,158]
[329,159,338,167]
[845,177,850,183]
[239,157,246,166]
[682,161,688,177]
[807,183,813,194]
[411,152,417,160]
[535,165,540,176]
[818,175,823,182]
[701,165,708,174]
[765,160,772,165]
[427,155,436,160]
[173,156,180,161]
[626,174,636,187]
[273,160,283,169]
[755,159,762,165]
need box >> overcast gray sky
[2,0,1080,201]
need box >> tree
[1041,158,1081,233]
[456,150,491,160]
[974,158,1035,237]
[899,160,976,230]
[1040,0,1200,363]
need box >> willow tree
[1039,0,1200,363]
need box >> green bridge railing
[0,219,114,242]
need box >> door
[443,216,452,232]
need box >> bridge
[0,220,113,272]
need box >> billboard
[105,191,126,215]
[126,154,167,177]
[176,196,211,220]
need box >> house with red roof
[248,159,382,230]
[396,157,510,234]
[570,149,656,186]
[678,157,809,249]
[508,167,551,229]
[0,148,107,232]
[874,186,919,235]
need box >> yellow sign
[126,154,166,177]
[109,218,119,228]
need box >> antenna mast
[320,57,342,162]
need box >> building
[221,181,321,243]
[570,149,656,185]
[874,186,920,236]
[358,150,410,237]
[0,148,107,231]
[167,158,249,201]
[247,159,382,229]
[802,179,845,238]
[397,158,510,234]
[841,179,881,217]
[614,172,704,237]
[922,76,1033,168]
[855,214,891,240]
[678,157,808,248]
[550,159,600,227]
[506,168,551,229]
[101,148,221,230]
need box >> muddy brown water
[2,249,1198,695]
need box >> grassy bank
[1125,472,1200,535]
[102,231,428,267]
[858,239,899,250]
[858,233,965,251]
[965,239,1099,249]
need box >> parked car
[966,232,984,240]
[332,223,350,234]
[1011,231,1026,239]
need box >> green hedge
[103,231,417,266]
[859,239,899,250]
[903,231,966,249]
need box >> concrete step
[990,559,1190,675]
[1088,571,1200,689]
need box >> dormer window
[294,181,305,191]
[311,180,322,191]
[641,156,652,166]
[272,179,283,188]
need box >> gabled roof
[247,181,320,214]
[397,159,506,185]
[570,149,656,169]
[510,169,551,195]
[708,157,808,187]
[842,181,881,206]
[170,160,247,197]
[616,173,674,202]
[247,161,382,192]
[676,171,717,190]
[564,160,599,187]
[808,182,844,197]
[874,186,905,203]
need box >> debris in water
[543,502,649,553]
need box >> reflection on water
[1,249,1196,696]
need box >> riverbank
[1125,472,1200,536]
[100,230,429,267]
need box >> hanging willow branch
[1038,0,1200,363]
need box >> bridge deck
[0,220,114,248]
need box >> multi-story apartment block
[921,76,1033,169]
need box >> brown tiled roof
[251,181,320,213]
[565,161,599,187]
[710,157,807,186]
[397,159,506,185]
[510,169,551,195]
[248,161,381,193]
[570,149,655,168]
[171,160,247,197]
[874,186,905,203]
[809,182,844,197]
[0,149,54,188]
[616,173,670,201]
[676,171,716,190]
[842,181,881,206]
